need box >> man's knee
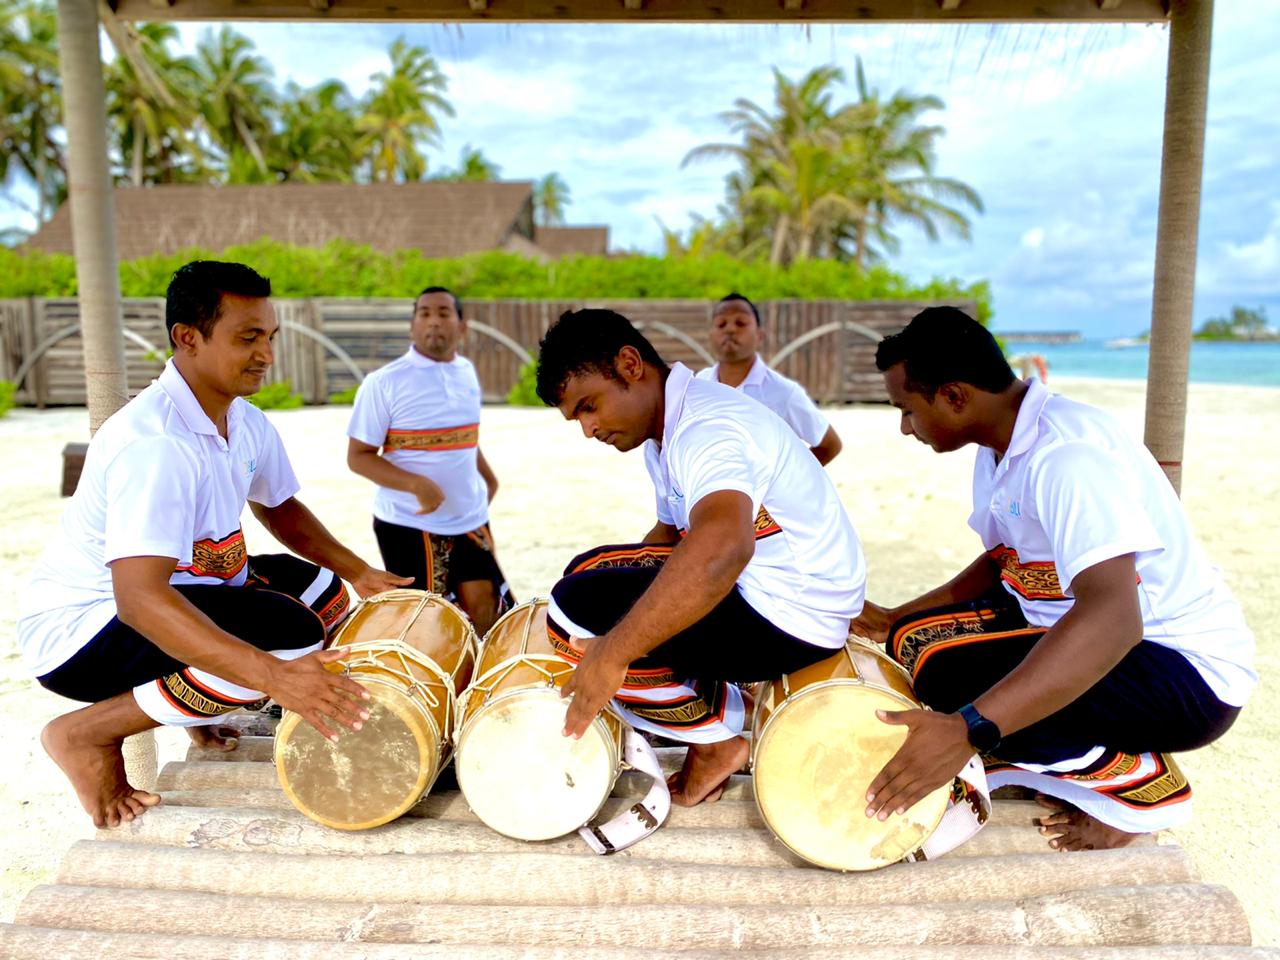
[250,590,327,653]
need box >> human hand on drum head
[265,647,371,742]
[864,708,971,821]
[412,476,446,515]
[560,636,626,740]
[348,564,414,599]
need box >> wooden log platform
[0,727,1267,958]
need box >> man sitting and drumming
[18,260,411,828]
[347,286,511,636]
[856,307,1255,850]
[535,309,866,806]
[696,293,842,465]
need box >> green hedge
[0,240,993,324]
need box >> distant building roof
[26,182,609,261]
[532,226,610,258]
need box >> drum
[455,598,626,841]
[274,590,477,830]
[751,639,951,871]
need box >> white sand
[1,376,1276,943]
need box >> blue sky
[6,2,1278,338]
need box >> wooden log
[57,841,1197,907]
[1,926,1274,960]
[15,883,1251,946]
[101,804,1131,864]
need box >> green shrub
[247,380,304,410]
[0,380,15,418]
[505,361,541,407]
[327,384,359,405]
[0,241,994,326]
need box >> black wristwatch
[958,703,1002,752]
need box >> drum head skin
[753,683,950,871]
[275,680,439,831]
[457,690,616,841]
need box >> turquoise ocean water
[1001,339,1280,388]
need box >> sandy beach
[1,375,1275,944]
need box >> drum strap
[577,728,671,855]
[908,754,992,862]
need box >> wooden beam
[938,0,963,9]
[1097,0,1122,8]
[146,0,174,8]
[782,0,803,9]
[309,0,330,9]
[468,0,487,9]
[109,0,1171,22]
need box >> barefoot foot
[187,724,240,752]
[1034,793,1142,851]
[41,714,161,828]
[670,736,749,807]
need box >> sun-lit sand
[1,375,1275,944]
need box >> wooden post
[1143,0,1213,494]
[55,0,155,783]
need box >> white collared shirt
[644,363,864,647]
[969,377,1256,706]
[347,348,488,536]
[17,360,300,677]
[695,356,829,447]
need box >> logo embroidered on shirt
[244,457,257,478]
[1008,500,1022,518]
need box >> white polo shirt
[18,360,300,677]
[969,377,1257,707]
[347,348,488,536]
[646,363,864,647]
[696,356,829,447]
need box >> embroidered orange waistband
[177,530,247,581]
[988,544,1064,600]
[384,423,479,451]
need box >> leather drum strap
[578,728,671,855]
[909,753,992,862]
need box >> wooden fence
[0,298,975,406]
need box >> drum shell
[455,599,624,841]
[751,640,951,871]
[274,590,477,831]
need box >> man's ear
[938,382,971,413]
[615,345,645,383]
[170,323,199,355]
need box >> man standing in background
[347,287,512,635]
[697,293,842,465]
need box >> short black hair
[417,286,463,318]
[165,260,271,346]
[875,306,1015,398]
[715,292,761,326]
[535,308,669,407]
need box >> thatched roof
[534,226,610,258]
[26,182,609,261]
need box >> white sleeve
[655,489,675,526]
[1030,442,1165,590]
[347,376,391,448]
[103,437,199,565]
[779,381,830,447]
[248,416,301,507]
[673,418,761,516]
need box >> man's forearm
[348,449,422,495]
[892,551,1001,622]
[252,498,365,582]
[118,587,277,691]
[604,529,750,664]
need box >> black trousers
[38,554,348,708]
[373,517,513,608]
[888,595,1241,766]
[549,543,832,683]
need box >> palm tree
[0,0,64,223]
[533,172,570,226]
[104,22,203,187]
[194,26,276,180]
[273,80,361,182]
[841,59,983,268]
[436,145,501,181]
[357,38,453,183]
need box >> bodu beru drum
[752,639,990,871]
[455,598,669,851]
[274,590,477,830]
